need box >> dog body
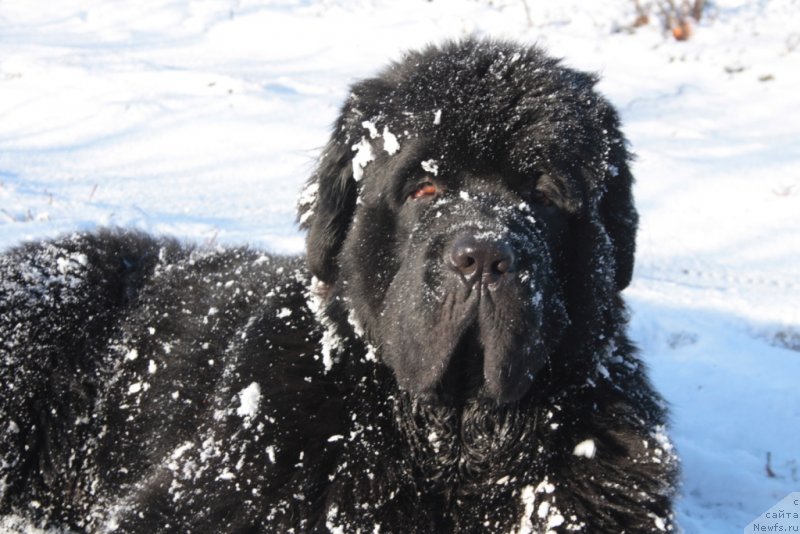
[0,40,676,532]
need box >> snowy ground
[1,0,799,531]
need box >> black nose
[450,234,516,287]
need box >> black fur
[1,39,677,533]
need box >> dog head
[299,39,637,404]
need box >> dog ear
[298,130,358,285]
[597,106,639,292]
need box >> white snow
[298,182,319,226]
[572,439,596,459]
[362,121,379,139]
[1,1,799,532]
[236,382,261,419]
[320,326,341,372]
[535,479,555,495]
[326,505,344,534]
[0,515,57,534]
[421,159,439,176]
[515,485,536,534]
[170,441,194,461]
[347,309,365,338]
[217,470,235,481]
[537,502,550,519]
[427,431,441,453]
[650,513,668,532]
[382,126,400,155]
[351,137,374,182]
[546,512,564,529]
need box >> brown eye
[531,189,552,206]
[409,182,438,200]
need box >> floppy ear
[597,105,639,292]
[298,126,358,285]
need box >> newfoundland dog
[0,39,677,533]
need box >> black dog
[0,39,677,533]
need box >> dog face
[300,39,637,405]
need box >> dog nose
[450,234,516,286]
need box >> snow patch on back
[0,515,63,534]
[306,277,344,373]
[321,326,342,372]
[56,252,87,276]
[236,382,261,421]
[573,439,597,459]
[514,484,536,534]
[326,505,344,534]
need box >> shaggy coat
[0,39,677,533]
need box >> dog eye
[527,173,562,207]
[530,189,552,206]
[409,182,438,201]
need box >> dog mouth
[431,315,541,406]
[374,240,548,406]
[435,325,484,406]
